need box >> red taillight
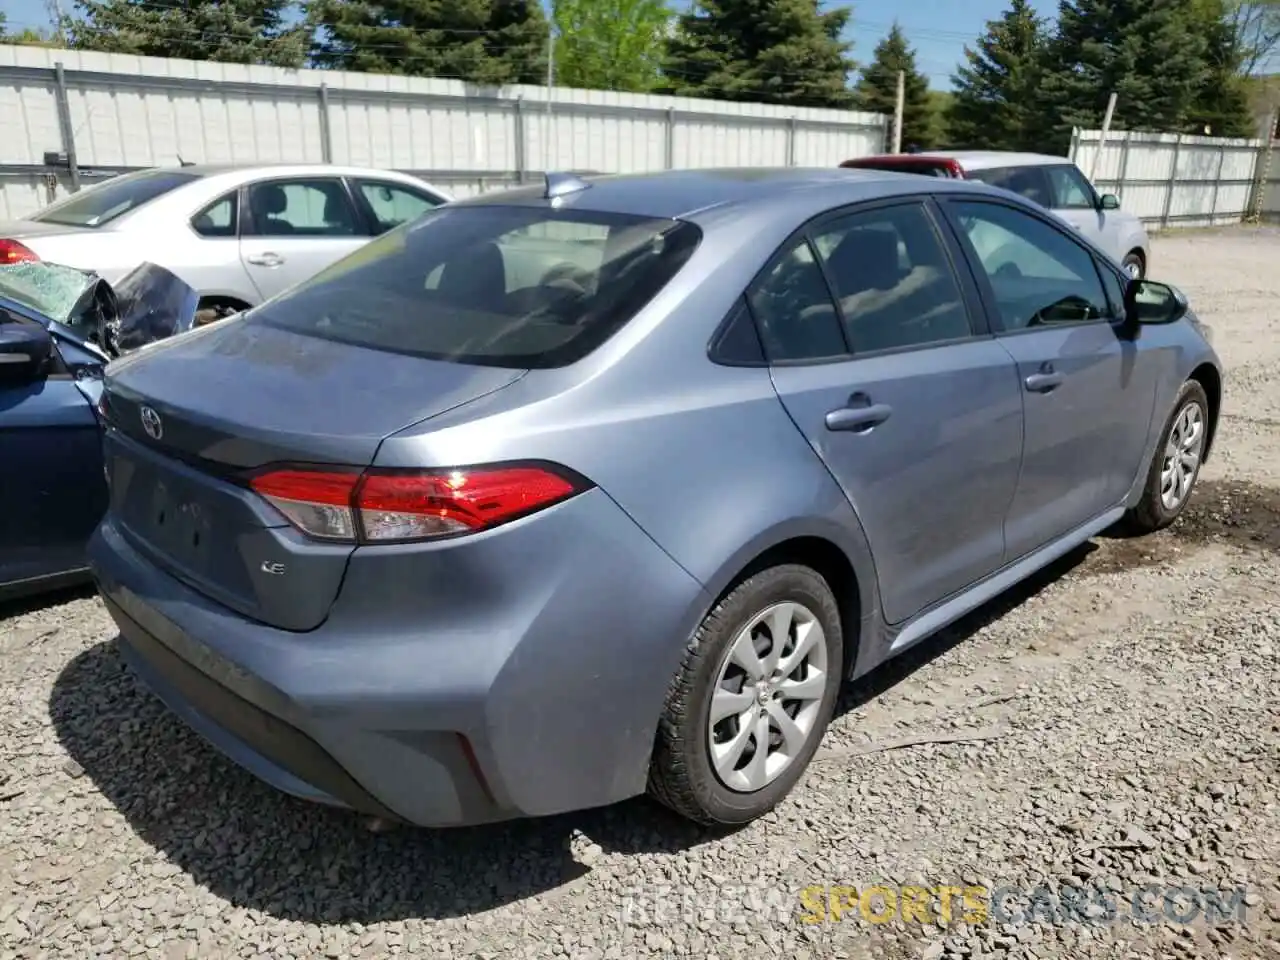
[0,239,39,264]
[248,463,587,544]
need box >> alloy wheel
[706,601,829,793]
[1160,401,1205,511]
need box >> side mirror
[0,321,54,382]
[1099,194,1121,210]
[1124,279,1188,326]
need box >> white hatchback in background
[839,150,1152,279]
[0,164,453,321]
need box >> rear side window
[749,239,847,362]
[32,169,201,228]
[250,205,701,368]
[812,203,972,352]
[191,194,237,238]
[966,166,1054,209]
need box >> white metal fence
[1069,126,1280,228]
[0,43,889,219]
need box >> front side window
[245,179,360,237]
[811,203,972,353]
[1044,164,1097,209]
[950,200,1109,331]
[251,205,701,368]
[357,180,444,234]
[748,239,846,362]
[31,169,201,228]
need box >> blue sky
[4,0,1058,89]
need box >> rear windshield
[249,204,702,368]
[32,169,201,228]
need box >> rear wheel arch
[706,534,863,677]
[1189,362,1222,461]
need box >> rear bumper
[89,489,709,827]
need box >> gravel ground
[2,226,1279,960]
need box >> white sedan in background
[0,164,452,322]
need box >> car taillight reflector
[248,464,587,544]
[0,239,39,264]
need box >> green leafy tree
[67,0,309,67]
[551,0,671,92]
[307,0,547,85]
[856,24,935,149]
[1034,0,1212,151]
[660,0,856,108]
[947,0,1045,150]
[1226,0,1280,75]
[1187,0,1257,135]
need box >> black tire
[1122,251,1145,280]
[648,564,844,826]
[1123,380,1209,534]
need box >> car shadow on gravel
[49,638,727,924]
[45,478,1280,925]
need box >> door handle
[1024,371,1064,393]
[825,399,893,432]
[247,252,285,267]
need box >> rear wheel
[648,564,843,826]
[1123,380,1209,534]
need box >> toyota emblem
[140,405,163,441]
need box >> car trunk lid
[101,318,525,630]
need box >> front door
[940,196,1155,561]
[756,199,1023,625]
[1042,163,1125,261]
[0,335,105,587]
[239,177,369,302]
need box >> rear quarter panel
[374,209,882,655]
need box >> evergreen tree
[947,0,1045,150]
[552,0,671,93]
[856,24,935,149]
[68,0,309,67]
[1035,0,1212,151]
[1187,0,1258,135]
[660,0,855,108]
[307,0,547,85]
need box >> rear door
[758,198,1023,624]
[938,196,1155,560]
[238,177,369,302]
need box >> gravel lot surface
[2,226,1278,960]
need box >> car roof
[849,151,1070,171]
[455,167,990,222]
[160,163,420,178]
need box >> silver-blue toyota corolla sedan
[88,168,1221,828]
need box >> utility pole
[891,70,905,154]
[544,22,556,173]
[1089,91,1118,183]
